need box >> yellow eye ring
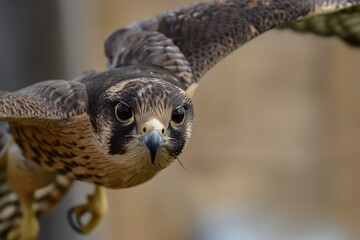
[115,102,134,125]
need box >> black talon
[67,207,84,234]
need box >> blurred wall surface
[96,1,360,240]
[0,0,64,90]
[1,1,360,240]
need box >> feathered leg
[6,144,55,240]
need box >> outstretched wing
[0,80,86,234]
[285,6,360,46]
[104,0,360,94]
[0,80,88,124]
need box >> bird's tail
[0,122,73,238]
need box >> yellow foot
[7,227,38,240]
[68,186,108,234]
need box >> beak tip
[150,149,157,164]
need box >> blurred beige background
[3,0,360,239]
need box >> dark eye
[115,102,134,124]
[171,106,185,126]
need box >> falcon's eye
[171,106,185,127]
[115,102,134,124]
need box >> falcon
[1,0,360,239]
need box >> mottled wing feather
[285,6,360,46]
[105,0,360,93]
[105,28,195,88]
[0,123,10,163]
[0,80,88,123]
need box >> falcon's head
[84,67,194,187]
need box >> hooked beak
[140,119,165,164]
[141,130,164,164]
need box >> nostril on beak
[142,126,165,136]
[141,119,166,137]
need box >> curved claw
[67,207,84,234]
[67,186,108,234]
